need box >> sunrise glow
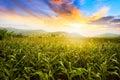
[0,0,120,36]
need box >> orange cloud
[50,0,63,5]
[53,6,109,24]
[0,6,109,29]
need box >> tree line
[0,29,25,40]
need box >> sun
[65,23,85,34]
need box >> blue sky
[0,0,120,36]
[1,0,120,16]
[79,0,120,16]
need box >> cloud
[110,19,120,23]
[50,0,63,5]
[90,16,120,29]
[1,0,120,36]
[90,6,109,20]
[91,16,114,25]
[0,0,53,17]
[0,0,78,17]
[0,0,110,29]
[0,0,108,19]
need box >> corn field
[0,36,120,80]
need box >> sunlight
[65,23,84,34]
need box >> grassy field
[0,35,120,80]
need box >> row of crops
[0,30,120,80]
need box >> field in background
[0,29,120,80]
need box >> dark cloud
[90,16,120,28]
[0,0,80,17]
[46,0,80,16]
[98,16,114,21]
[91,16,114,25]
[110,19,120,23]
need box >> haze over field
[0,0,120,36]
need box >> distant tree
[0,29,7,40]
[0,29,14,40]
[15,33,26,38]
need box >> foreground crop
[0,37,120,80]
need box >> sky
[0,0,120,36]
